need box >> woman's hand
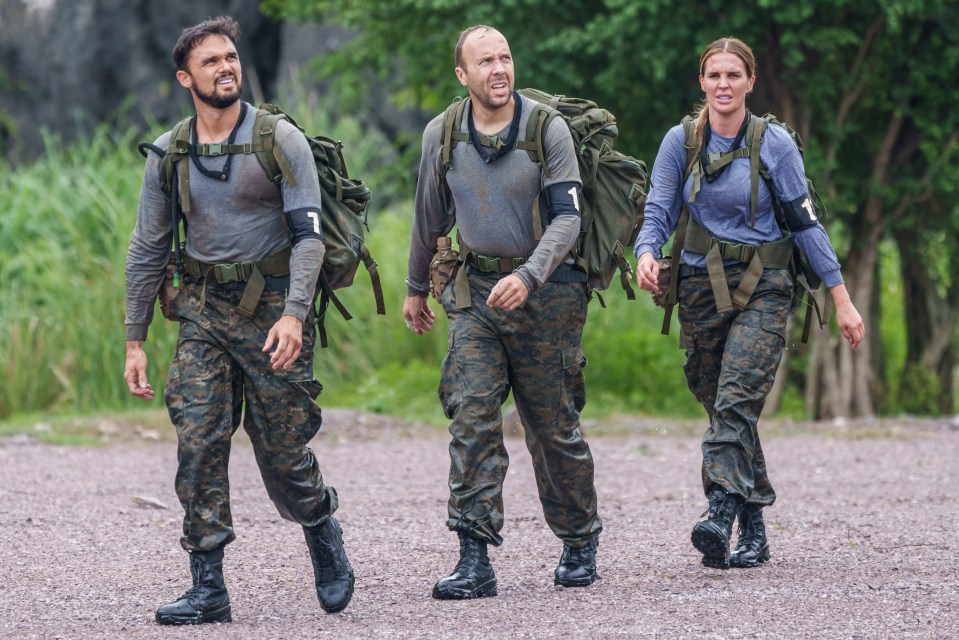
[828,284,865,349]
[636,252,660,293]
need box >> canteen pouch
[158,251,180,321]
[651,256,672,308]
[429,237,460,301]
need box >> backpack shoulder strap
[519,102,561,241]
[441,98,470,172]
[681,114,697,174]
[681,115,706,205]
[252,105,294,186]
[161,115,194,213]
[744,113,768,226]
[661,116,698,336]
[516,102,559,178]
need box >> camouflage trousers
[439,275,602,548]
[678,266,793,507]
[165,282,337,552]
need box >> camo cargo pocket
[293,379,324,441]
[438,333,463,420]
[560,346,588,414]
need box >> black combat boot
[304,516,355,613]
[730,503,770,568]
[155,547,232,625]
[432,532,497,600]
[691,486,743,569]
[554,533,599,587]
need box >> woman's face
[699,52,754,119]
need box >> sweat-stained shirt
[125,102,324,340]
[634,121,843,288]
[406,93,582,296]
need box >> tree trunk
[896,226,959,414]
[805,113,905,418]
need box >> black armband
[543,181,582,223]
[284,207,323,244]
[780,194,819,232]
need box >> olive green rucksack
[659,113,828,342]
[440,88,648,305]
[138,104,385,347]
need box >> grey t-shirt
[125,102,324,340]
[406,94,582,295]
[635,121,843,288]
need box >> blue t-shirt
[634,121,842,288]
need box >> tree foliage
[263,0,959,416]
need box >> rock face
[0,0,286,160]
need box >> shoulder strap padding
[252,105,294,186]
[744,114,767,226]
[161,116,194,213]
[441,98,470,172]
[517,103,561,178]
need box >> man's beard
[194,77,242,109]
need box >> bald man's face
[455,29,514,112]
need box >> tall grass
[0,126,179,418]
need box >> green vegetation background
[0,96,908,428]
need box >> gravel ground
[1,412,958,639]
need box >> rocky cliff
[0,0,375,161]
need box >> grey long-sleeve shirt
[125,103,324,340]
[406,94,582,296]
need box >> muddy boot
[730,503,770,568]
[554,533,599,587]
[432,532,497,600]
[304,517,355,613]
[155,547,232,625]
[691,487,743,569]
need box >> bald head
[454,25,505,69]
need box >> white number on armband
[568,186,580,212]
[307,211,321,234]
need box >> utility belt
[682,218,793,313]
[466,262,587,284]
[182,247,291,318]
[448,238,587,309]
[463,247,587,283]
[184,273,291,292]
[677,263,787,279]
[464,251,526,274]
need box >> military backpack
[439,88,648,305]
[138,103,385,347]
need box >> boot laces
[454,538,483,574]
[701,490,732,519]
[737,507,763,541]
[182,555,215,603]
[560,545,589,565]
[310,524,345,576]
[181,583,213,605]
[560,534,597,566]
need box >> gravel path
[1,413,958,639]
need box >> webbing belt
[183,247,291,318]
[450,236,531,309]
[465,252,526,274]
[683,218,793,314]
